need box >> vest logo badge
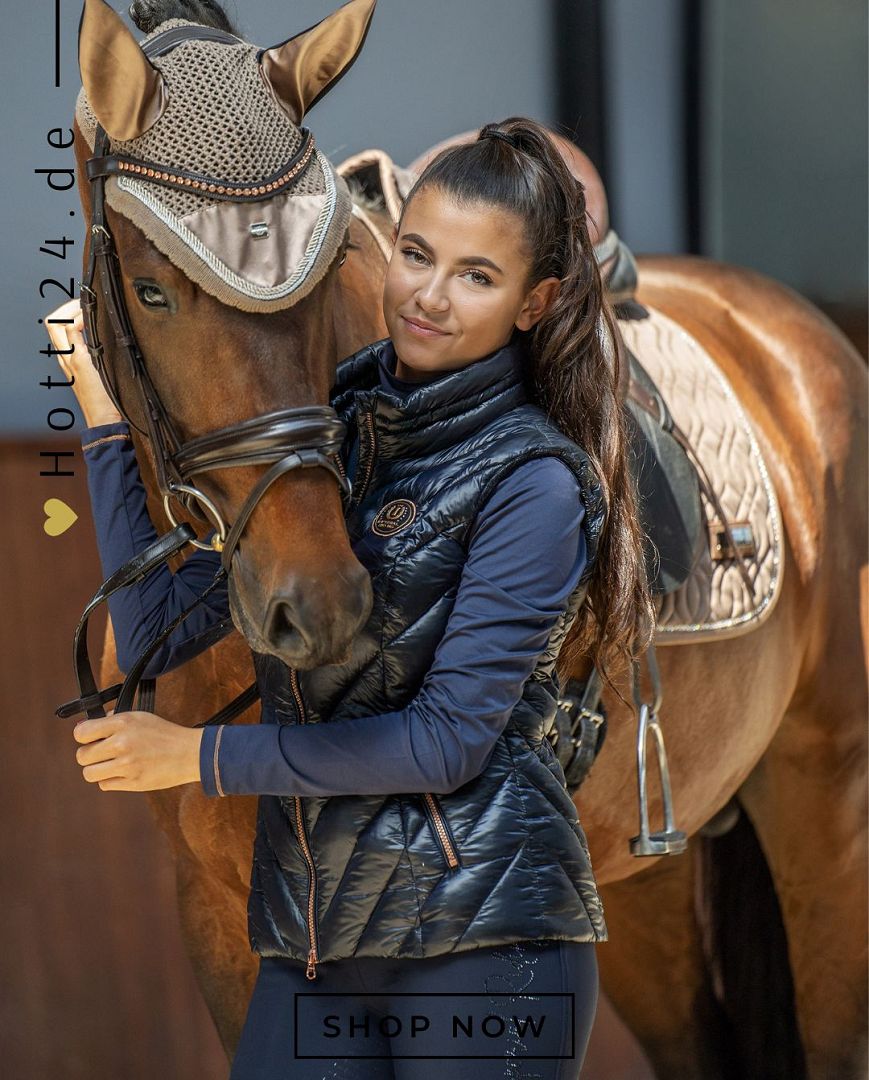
[371,498,417,537]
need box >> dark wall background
[3,1,864,435]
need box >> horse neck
[332,200,392,358]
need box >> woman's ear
[515,276,561,331]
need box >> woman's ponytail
[405,117,656,697]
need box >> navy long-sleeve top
[79,344,587,799]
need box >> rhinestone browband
[86,127,316,203]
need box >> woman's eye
[464,269,492,286]
[133,280,169,308]
[402,247,428,265]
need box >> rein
[58,24,351,729]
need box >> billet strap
[575,665,604,725]
[555,665,608,793]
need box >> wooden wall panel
[0,439,228,1080]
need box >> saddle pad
[617,307,785,643]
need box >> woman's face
[382,185,559,381]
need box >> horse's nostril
[264,598,303,654]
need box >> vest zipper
[291,405,374,977]
[289,667,321,980]
[352,406,377,507]
[423,792,460,870]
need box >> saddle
[336,148,417,261]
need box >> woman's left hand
[73,711,204,791]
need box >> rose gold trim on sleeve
[213,724,226,797]
[81,433,132,451]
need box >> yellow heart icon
[44,498,78,537]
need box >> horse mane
[129,0,239,35]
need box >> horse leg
[597,839,734,1080]
[174,845,255,1059]
[736,449,868,1080]
[737,690,868,1080]
[148,785,258,1060]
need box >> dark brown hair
[401,117,655,697]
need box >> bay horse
[71,3,867,1077]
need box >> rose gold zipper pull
[306,947,318,980]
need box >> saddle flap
[624,351,705,596]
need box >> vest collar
[332,335,532,459]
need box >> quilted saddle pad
[617,306,785,643]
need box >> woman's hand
[45,297,123,428]
[73,711,205,792]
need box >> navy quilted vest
[246,337,609,975]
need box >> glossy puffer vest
[247,336,609,977]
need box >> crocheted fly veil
[75,0,377,312]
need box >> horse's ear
[260,0,376,124]
[78,0,167,141]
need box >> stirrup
[629,644,687,857]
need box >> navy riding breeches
[230,938,598,1079]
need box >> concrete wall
[0,0,555,434]
[702,0,867,304]
[0,1,864,434]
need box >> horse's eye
[133,280,168,308]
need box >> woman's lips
[400,315,450,338]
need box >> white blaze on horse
[68,2,867,1077]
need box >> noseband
[79,24,352,575]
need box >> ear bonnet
[75,1,376,312]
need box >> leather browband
[86,127,316,203]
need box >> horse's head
[73,0,378,669]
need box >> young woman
[51,117,653,1078]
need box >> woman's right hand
[45,298,124,428]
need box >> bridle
[80,22,352,571]
[58,24,352,726]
